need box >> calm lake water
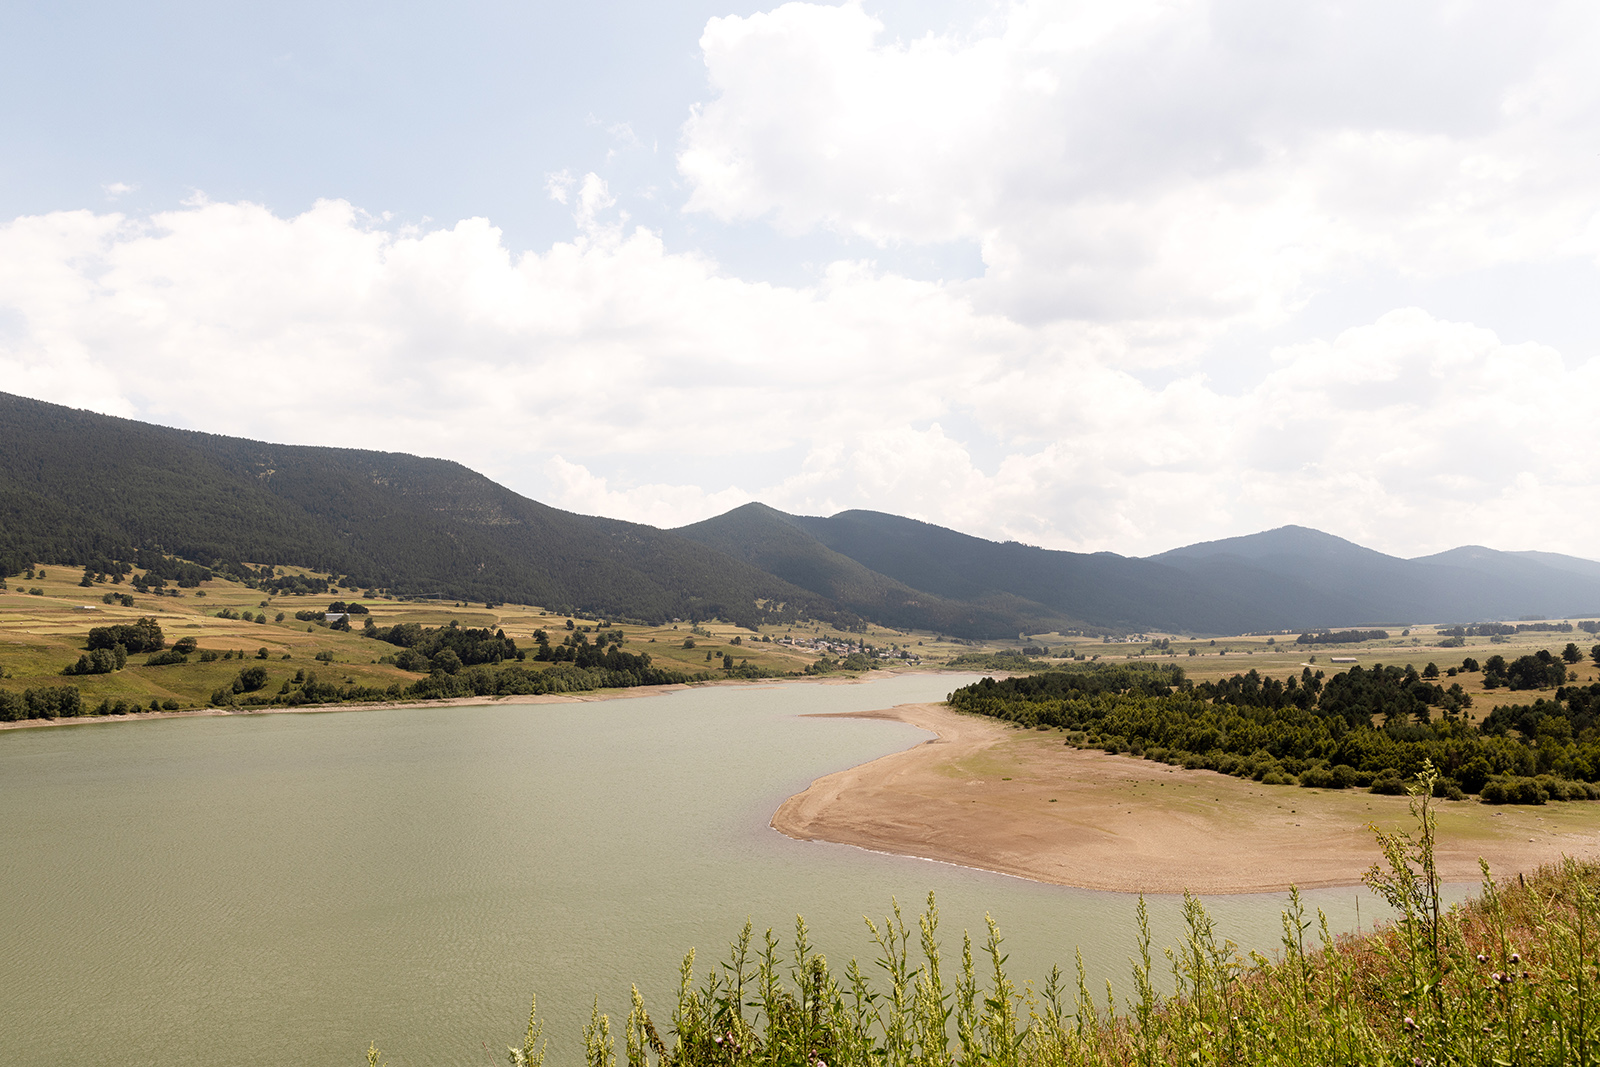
[2,675,1399,1066]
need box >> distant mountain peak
[1149,524,1389,563]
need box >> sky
[2,0,1599,560]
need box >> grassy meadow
[0,564,938,715]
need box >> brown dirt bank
[771,702,1600,894]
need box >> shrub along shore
[371,767,1597,1067]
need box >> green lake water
[1,674,1402,1066]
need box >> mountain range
[3,391,1597,637]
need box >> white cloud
[544,456,753,529]
[2,200,1598,560]
[544,170,575,205]
[5,1,1600,564]
[680,0,1600,339]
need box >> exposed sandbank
[771,702,1600,894]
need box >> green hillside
[9,392,1600,638]
[0,393,830,628]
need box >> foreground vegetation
[370,769,1597,1067]
[949,663,1600,805]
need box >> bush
[1534,775,1600,801]
[1369,771,1408,795]
[1480,775,1548,805]
[1298,762,1360,789]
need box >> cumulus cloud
[545,456,753,529]
[681,0,1600,338]
[1,199,1597,558]
[4,1,1600,562]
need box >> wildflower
[1510,952,1521,964]
[1403,1016,1417,1033]
[1476,953,1487,964]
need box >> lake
[0,674,1395,1066]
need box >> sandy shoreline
[771,702,1600,894]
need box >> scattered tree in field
[232,666,269,693]
[86,617,164,653]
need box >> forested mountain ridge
[685,508,1600,635]
[0,392,831,628]
[783,509,1273,634]
[674,502,1075,636]
[5,391,1599,636]
[1154,526,1600,626]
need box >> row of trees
[1295,629,1390,645]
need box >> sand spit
[771,702,1600,894]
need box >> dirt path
[772,703,1600,894]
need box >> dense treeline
[948,660,1600,803]
[202,658,705,710]
[2,657,715,721]
[1441,621,1576,637]
[0,686,84,720]
[1295,628,1389,644]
